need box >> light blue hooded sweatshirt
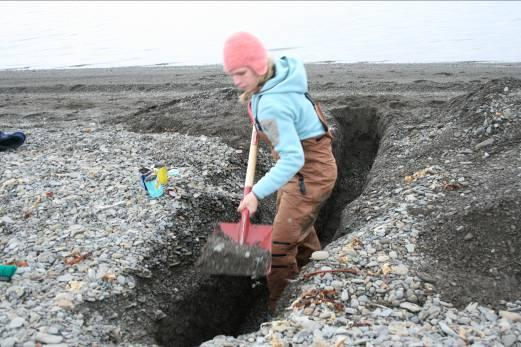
[251,56,326,199]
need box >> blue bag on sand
[139,167,165,198]
[0,131,26,151]
[144,178,164,198]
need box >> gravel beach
[1,62,521,346]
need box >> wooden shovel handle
[238,126,259,245]
[244,126,259,190]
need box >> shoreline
[2,59,521,73]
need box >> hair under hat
[223,32,268,75]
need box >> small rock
[331,280,343,290]
[479,306,498,321]
[0,337,18,347]
[117,275,126,285]
[465,302,479,313]
[8,317,25,329]
[438,321,458,337]
[341,289,349,301]
[405,194,417,202]
[366,247,377,255]
[57,273,73,282]
[498,318,511,332]
[475,138,494,150]
[345,307,356,315]
[311,251,329,260]
[303,307,314,315]
[395,289,404,300]
[0,216,15,224]
[391,264,409,275]
[464,233,473,241]
[400,302,422,313]
[499,310,521,322]
[416,271,436,283]
[55,299,75,309]
[47,326,60,335]
[377,255,389,262]
[319,311,331,319]
[388,321,408,335]
[501,334,517,347]
[6,286,25,300]
[35,332,63,344]
[407,294,418,303]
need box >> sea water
[1,1,520,70]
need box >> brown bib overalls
[249,97,338,312]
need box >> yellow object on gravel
[156,166,169,188]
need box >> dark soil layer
[412,79,521,308]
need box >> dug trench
[84,97,382,347]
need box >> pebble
[377,255,389,262]
[500,310,521,322]
[391,264,409,275]
[475,137,495,149]
[438,321,458,338]
[502,334,517,346]
[0,338,17,347]
[311,251,329,260]
[8,317,25,329]
[400,302,422,313]
[35,333,63,344]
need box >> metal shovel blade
[218,221,272,250]
[196,222,272,278]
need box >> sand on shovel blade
[196,229,271,279]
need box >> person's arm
[252,102,304,199]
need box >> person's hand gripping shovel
[196,126,272,278]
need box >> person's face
[229,67,259,92]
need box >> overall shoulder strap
[304,92,316,107]
[305,92,331,135]
[248,98,264,132]
[248,98,273,146]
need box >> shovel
[196,127,272,278]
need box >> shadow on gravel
[91,98,383,347]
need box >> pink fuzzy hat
[223,32,268,75]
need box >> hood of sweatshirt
[258,56,308,96]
